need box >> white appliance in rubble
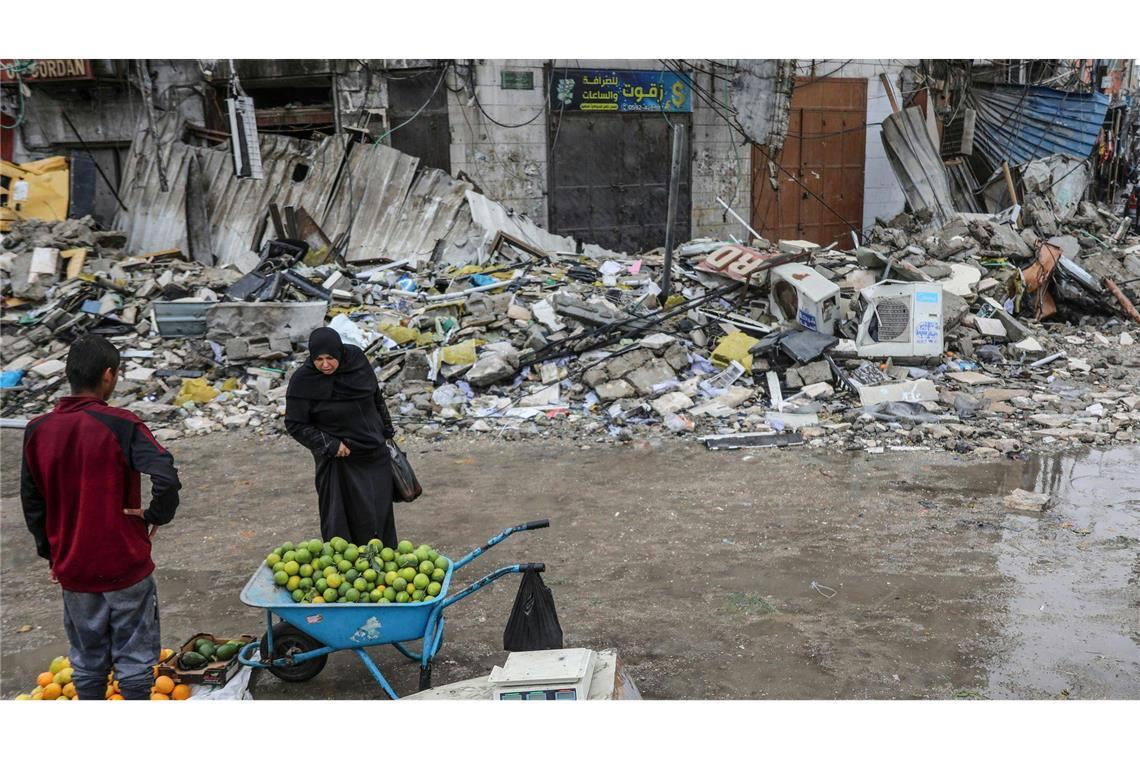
[855,280,944,358]
[768,263,841,335]
[488,648,596,701]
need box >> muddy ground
[2,429,1137,699]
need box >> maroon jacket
[21,396,181,593]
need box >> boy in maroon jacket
[21,335,181,700]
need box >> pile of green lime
[264,538,448,604]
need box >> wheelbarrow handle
[519,562,546,572]
[453,518,551,570]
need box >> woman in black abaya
[285,327,398,547]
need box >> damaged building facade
[10,58,1133,258]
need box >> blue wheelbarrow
[237,519,549,699]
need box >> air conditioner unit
[768,263,841,335]
[855,281,944,358]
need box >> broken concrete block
[639,333,676,352]
[663,342,690,372]
[604,348,653,379]
[651,391,694,416]
[466,352,519,387]
[800,382,834,399]
[858,379,938,406]
[594,379,635,401]
[226,338,252,361]
[786,359,832,389]
[626,359,677,395]
[30,359,66,378]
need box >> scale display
[498,688,578,701]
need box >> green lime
[414,547,430,563]
[345,569,359,583]
[369,589,383,602]
[418,560,434,575]
[434,556,450,571]
[413,573,429,590]
[344,588,360,603]
[283,560,300,576]
[377,597,391,605]
[396,591,410,604]
[272,562,286,573]
[274,570,289,586]
[323,565,337,578]
[354,558,370,573]
[397,554,417,568]
[327,574,343,589]
[363,569,378,582]
[397,540,414,554]
[380,548,396,562]
[383,587,397,601]
[384,571,399,586]
[281,541,295,552]
[392,577,408,592]
[308,539,323,554]
[282,550,297,563]
[321,542,334,556]
[411,589,425,602]
[427,581,441,596]
[323,588,338,602]
[424,595,435,602]
[299,577,313,591]
[266,553,282,567]
[431,568,445,583]
[331,537,348,553]
[353,578,368,593]
[383,561,398,573]
[417,544,431,554]
[344,546,359,562]
[427,550,439,562]
[299,564,313,578]
[315,578,328,593]
[286,576,301,591]
[318,556,333,569]
[337,560,352,573]
[292,589,305,602]
[400,567,417,582]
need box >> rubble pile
[2,170,1139,456]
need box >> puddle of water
[986,446,1140,699]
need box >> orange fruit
[150,692,168,700]
[171,684,191,701]
[160,648,175,661]
[109,694,124,700]
[153,675,175,694]
[36,672,54,687]
[105,685,115,699]
[42,683,62,700]
[62,683,77,699]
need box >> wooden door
[751,77,866,246]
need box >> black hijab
[287,327,378,401]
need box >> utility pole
[661,123,685,302]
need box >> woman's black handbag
[387,440,422,502]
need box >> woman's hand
[336,442,351,458]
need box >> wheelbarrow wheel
[260,622,327,683]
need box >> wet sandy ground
[2,429,1137,699]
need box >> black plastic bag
[503,568,563,652]
[387,440,422,503]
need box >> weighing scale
[488,648,597,701]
